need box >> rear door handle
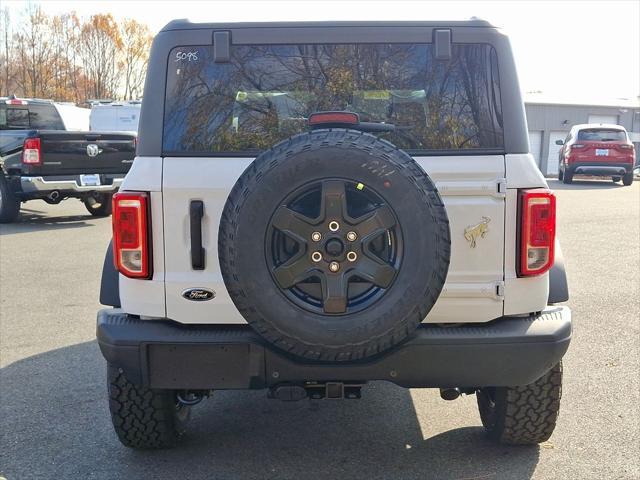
[189,200,205,270]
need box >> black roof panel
[161,19,495,32]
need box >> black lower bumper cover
[96,307,571,390]
[569,162,633,176]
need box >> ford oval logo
[182,288,216,301]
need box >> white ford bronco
[97,19,571,449]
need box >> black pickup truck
[0,97,135,223]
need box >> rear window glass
[163,43,504,155]
[577,129,626,142]
[0,104,64,130]
[0,107,29,128]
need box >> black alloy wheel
[266,178,403,315]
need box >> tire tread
[0,174,20,223]
[107,364,185,449]
[478,363,562,445]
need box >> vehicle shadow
[0,207,94,235]
[0,341,540,480]
[547,179,627,190]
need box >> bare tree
[119,19,152,100]
[0,7,12,94]
[1,7,154,102]
[50,13,83,101]
[79,13,122,99]
[13,5,55,98]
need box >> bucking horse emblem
[464,217,491,248]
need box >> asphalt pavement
[1,178,638,479]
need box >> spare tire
[219,129,450,362]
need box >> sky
[4,0,640,101]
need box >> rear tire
[562,169,573,184]
[83,192,113,217]
[107,364,190,449]
[476,363,562,445]
[622,172,634,186]
[557,166,564,181]
[0,173,20,223]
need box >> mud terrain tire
[107,364,190,449]
[477,362,562,445]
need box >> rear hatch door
[158,34,508,324]
[161,155,506,325]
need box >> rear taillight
[22,138,41,165]
[619,144,633,150]
[571,144,585,149]
[112,192,151,279]
[518,189,556,277]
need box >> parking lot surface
[1,179,638,479]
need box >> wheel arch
[100,240,121,307]
[548,238,569,304]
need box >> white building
[524,94,640,176]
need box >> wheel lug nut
[346,251,357,262]
[346,231,357,242]
[329,261,340,272]
[311,251,323,262]
[328,221,340,232]
[311,231,322,242]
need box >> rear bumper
[568,162,633,176]
[97,307,572,389]
[20,175,124,195]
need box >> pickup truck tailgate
[35,131,135,175]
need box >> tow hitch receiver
[269,382,363,401]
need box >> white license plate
[79,174,101,186]
[595,149,609,156]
